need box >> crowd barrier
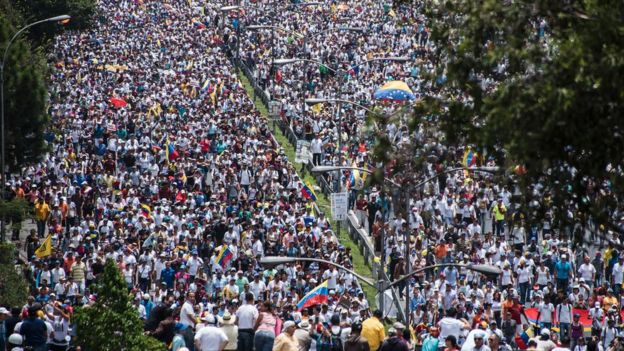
[234,57,407,321]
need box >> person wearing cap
[273,320,298,351]
[8,332,25,350]
[361,309,385,351]
[533,328,556,351]
[379,324,408,351]
[589,302,604,337]
[554,254,573,293]
[195,314,228,351]
[0,306,9,351]
[172,323,189,351]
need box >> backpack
[330,328,344,351]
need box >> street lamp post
[220,6,241,67]
[311,165,501,323]
[259,256,502,322]
[0,14,70,241]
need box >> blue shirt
[161,268,176,288]
[556,261,571,279]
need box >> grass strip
[238,73,377,308]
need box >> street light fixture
[220,5,240,11]
[311,164,502,323]
[258,256,501,323]
[1,14,71,240]
[277,56,409,72]
[259,256,375,287]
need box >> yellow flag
[35,235,53,258]
[311,103,323,114]
[388,9,396,17]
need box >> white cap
[541,328,550,336]
[0,307,9,315]
[8,333,23,344]
[202,314,216,324]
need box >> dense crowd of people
[0,1,622,351]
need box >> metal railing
[234,56,407,320]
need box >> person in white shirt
[612,258,624,295]
[180,292,197,328]
[322,268,338,290]
[46,302,71,350]
[236,293,259,351]
[437,308,470,348]
[601,319,619,350]
[557,299,573,341]
[187,251,204,280]
[536,296,555,330]
[578,257,596,289]
[195,315,228,351]
[517,260,532,304]
[249,275,266,300]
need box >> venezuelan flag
[167,139,179,161]
[373,81,415,102]
[463,147,478,168]
[141,204,152,218]
[216,245,234,267]
[200,78,211,94]
[296,280,329,311]
[301,182,317,201]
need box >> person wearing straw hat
[294,321,312,351]
[219,312,238,351]
[273,321,299,351]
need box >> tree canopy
[0,242,29,307]
[73,259,166,351]
[400,0,624,243]
[1,16,49,172]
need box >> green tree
[0,198,30,238]
[0,242,29,307]
[73,259,166,351]
[1,15,49,172]
[12,0,97,33]
[404,0,624,242]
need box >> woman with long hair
[254,301,277,351]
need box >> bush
[73,260,166,351]
[0,242,29,307]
